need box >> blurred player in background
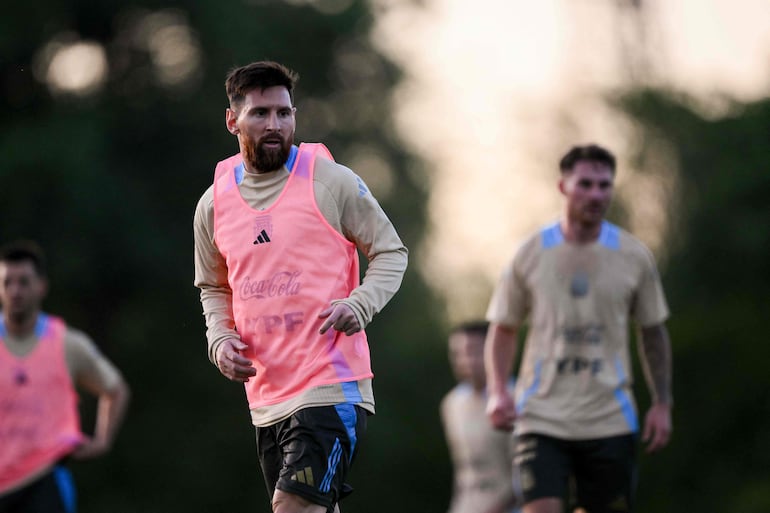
[485,144,673,513]
[441,321,520,513]
[0,240,130,513]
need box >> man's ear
[558,177,567,196]
[225,108,239,135]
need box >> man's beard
[242,132,292,173]
[6,302,36,325]
[574,201,607,227]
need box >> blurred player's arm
[66,329,130,459]
[632,244,673,452]
[485,494,519,513]
[484,323,519,431]
[193,188,255,382]
[485,251,528,432]
[638,323,672,405]
[638,323,673,452]
[439,395,463,512]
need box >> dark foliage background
[1,2,768,512]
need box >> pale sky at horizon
[32,0,770,322]
[370,0,770,321]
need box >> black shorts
[256,404,367,513]
[514,433,637,513]
[0,465,76,513]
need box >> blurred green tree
[1,1,451,512]
[620,90,770,513]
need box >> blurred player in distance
[441,321,520,513]
[485,144,673,513]
[0,240,130,513]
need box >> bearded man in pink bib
[193,61,407,513]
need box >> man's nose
[589,185,606,199]
[266,111,280,131]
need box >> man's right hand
[216,339,256,382]
[486,390,517,431]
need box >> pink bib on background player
[0,314,83,493]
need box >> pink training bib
[213,143,373,408]
[0,314,83,493]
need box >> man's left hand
[642,402,672,453]
[319,303,360,336]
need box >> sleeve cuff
[331,299,367,329]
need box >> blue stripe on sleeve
[613,356,639,432]
[234,162,244,185]
[541,223,564,249]
[286,144,298,172]
[34,313,49,338]
[598,221,621,250]
[516,359,543,413]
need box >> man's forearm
[94,378,130,448]
[199,285,239,365]
[639,324,673,404]
[345,246,408,327]
[485,323,519,393]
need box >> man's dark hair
[559,144,616,175]
[225,61,299,109]
[0,240,48,278]
[450,320,489,337]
